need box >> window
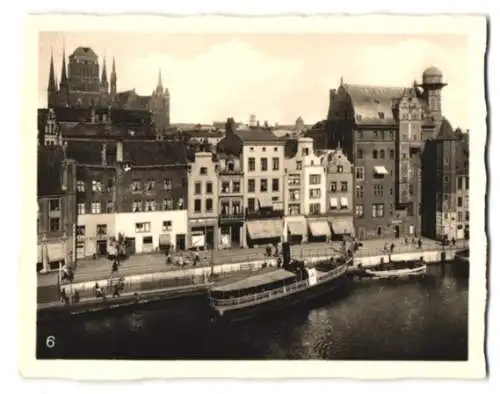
[355,205,364,218]
[272,157,280,171]
[247,198,256,212]
[340,181,348,192]
[337,165,344,173]
[132,200,142,212]
[310,174,321,185]
[221,181,230,193]
[76,180,85,192]
[49,199,60,212]
[49,217,60,232]
[77,203,85,214]
[106,179,114,192]
[135,222,151,233]
[163,178,172,190]
[296,161,302,171]
[374,184,384,197]
[194,199,202,213]
[458,212,463,222]
[355,166,365,180]
[309,203,321,214]
[131,180,142,193]
[466,211,469,221]
[144,200,156,211]
[355,185,363,199]
[206,182,213,194]
[309,188,321,199]
[409,184,414,196]
[162,198,174,211]
[458,197,463,207]
[195,182,202,194]
[247,179,255,193]
[226,161,235,172]
[372,203,385,218]
[260,158,268,171]
[458,177,463,190]
[96,224,107,236]
[248,157,255,171]
[357,149,364,159]
[233,181,241,193]
[200,167,208,175]
[289,204,300,216]
[373,150,378,159]
[378,112,385,119]
[356,130,362,140]
[260,179,268,192]
[107,201,114,213]
[302,148,309,156]
[329,182,337,192]
[177,198,185,209]
[232,201,241,214]
[262,147,266,152]
[76,225,85,236]
[205,198,213,212]
[274,147,278,152]
[390,187,393,196]
[288,176,300,186]
[466,177,469,190]
[91,201,101,214]
[272,178,280,192]
[162,220,172,232]
[145,179,155,191]
[379,150,385,159]
[389,149,395,159]
[92,180,103,192]
[289,189,300,201]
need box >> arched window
[373,149,378,159]
[379,149,385,159]
[389,149,395,159]
[357,149,364,159]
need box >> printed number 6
[46,336,55,348]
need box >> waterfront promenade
[39,237,466,288]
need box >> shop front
[328,216,355,240]
[246,219,283,248]
[307,219,331,243]
[285,216,307,244]
[188,217,218,250]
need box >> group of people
[165,249,202,267]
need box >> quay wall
[60,248,462,294]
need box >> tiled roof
[37,145,65,196]
[343,84,406,124]
[60,123,153,139]
[66,140,104,165]
[234,128,282,142]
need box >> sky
[38,32,470,128]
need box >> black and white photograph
[20,14,487,379]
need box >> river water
[37,261,468,360]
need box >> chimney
[116,141,123,163]
[101,143,107,166]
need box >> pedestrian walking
[417,238,422,249]
[112,283,121,298]
[390,243,395,253]
[111,260,118,274]
[193,251,200,266]
[73,290,80,304]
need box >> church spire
[48,48,56,92]
[110,57,117,98]
[101,54,108,89]
[156,68,163,93]
[59,43,68,89]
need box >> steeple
[110,57,117,96]
[156,68,163,93]
[48,48,56,92]
[59,43,68,90]
[101,54,108,90]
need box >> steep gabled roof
[436,118,456,140]
[234,128,282,143]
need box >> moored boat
[363,259,427,279]
[208,242,351,322]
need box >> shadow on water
[37,262,468,361]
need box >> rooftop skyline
[39,32,470,129]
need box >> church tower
[420,66,447,130]
[58,45,69,107]
[110,57,117,104]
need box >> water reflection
[37,262,468,361]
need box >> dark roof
[115,90,152,108]
[110,109,152,125]
[60,123,153,139]
[182,129,224,138]
[343,84,406,125]
[37,145,65,197]
[66,140,191,166]
[234,128,282,142]
[285,138,298,158]
[436,118,456,140]
[70,47,98,59]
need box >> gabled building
[37,145,77,272]
[217,118,286,248]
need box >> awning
[374,166,389,175]
[159,233,171,246]
[340,197,349,207]
[37,244,42,263]
[287,217,307,236]
[329,197,338,208]
[329,217,355,235]
[247,220,282,239]
[308,220,331,237]
[259,195,273,208]
[47,243,64,262]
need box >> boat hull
[209,269,350,323]
[364,265,427,279]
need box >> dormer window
[200,167,208,175]
[227,161,235,171]
[302,148,309,156]
[378,112,385,119]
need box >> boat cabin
[210,268,298,300]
